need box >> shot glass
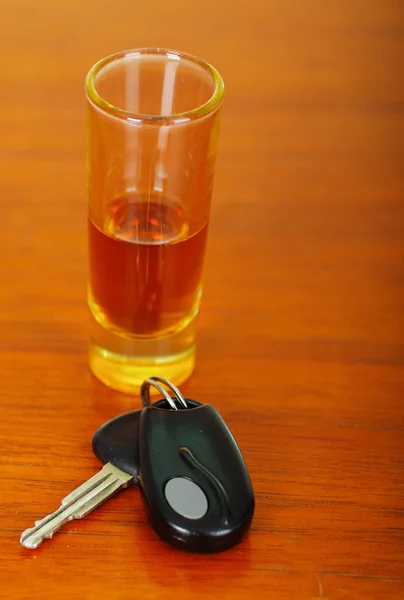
[85,48,224,393]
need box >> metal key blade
[20,463,133,549]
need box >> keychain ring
[141,377,188,410]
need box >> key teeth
[19,464,134,549]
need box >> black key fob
[138,378,255,553]
[92,410,142,483]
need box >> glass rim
[85,48,225,124]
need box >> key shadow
[133,525,253,590]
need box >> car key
[138,377,255,553]
[20,382,209,550]
[20,409,143,549]
[21,377,255,553]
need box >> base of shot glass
[88,311,196,394]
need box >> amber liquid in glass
[88,196,208,342]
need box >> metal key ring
[140,377,188,410]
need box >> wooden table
[1,1,403,598]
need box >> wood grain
[1,1,403,598]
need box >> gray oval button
[164,477,208,520]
